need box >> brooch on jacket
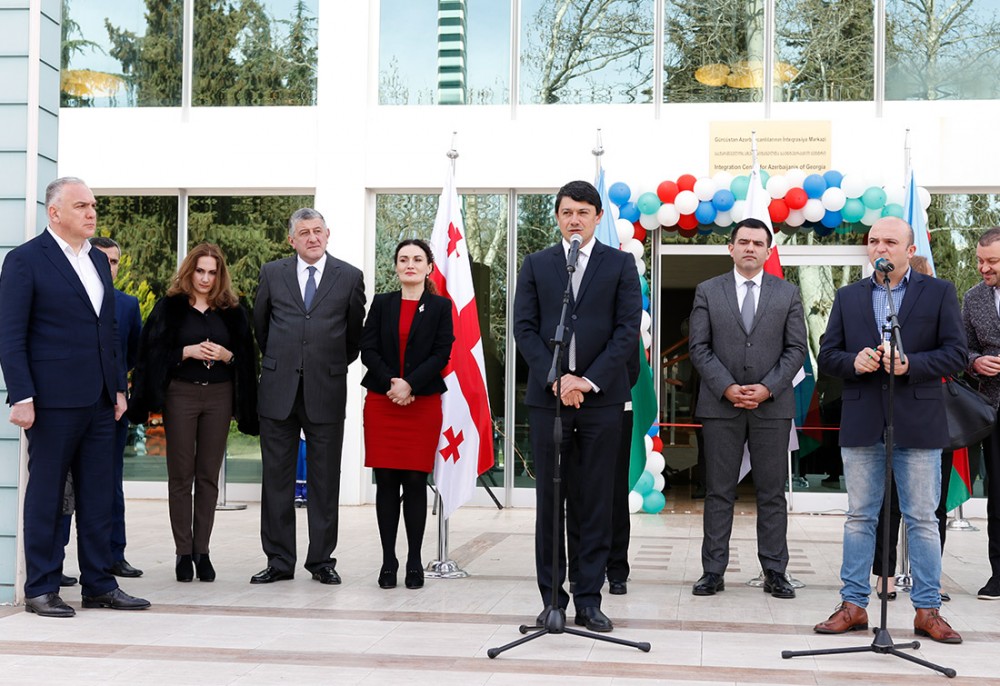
[418,304,425,313]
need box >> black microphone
[874,257,894,274]
[566,234,582,271]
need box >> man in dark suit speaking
[688,218,806,600]
[513,180,641,633]
[252,208,366,586]
[0,177,149,617]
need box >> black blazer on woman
[127,293,259,435]
[360,290,454,396]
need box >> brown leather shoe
[914,608,962,644]
[813,602,868,634]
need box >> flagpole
[425,132,470,580]
[592,128,603,180]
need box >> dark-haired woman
[128,243,258,582]
[361,239,454,589]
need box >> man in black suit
[251,208,366,585]
[0,177,149,616]
[513,180,642,633]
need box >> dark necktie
[741,280,755,331]
[304,266,317,310]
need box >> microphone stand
[488,245,650,659]
[782,269,955,678]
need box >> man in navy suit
[513,180,642,633]
[814,217,965,643]
[0,177,149,617]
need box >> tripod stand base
[782,628,956,678]
[947,517,979,531]
[423,559,469,579]
[486,607,651,659]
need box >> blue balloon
[823,169,844,188]
[619,202,640,222]
[697,226,714,236]
[635,470,654,495]
[647,424,659,437]
[694,200,717,224]
[608,182,631,206]
[711,189,735,211]
[803,174,827,199]
[642,490,666,514]
[821,209,842,228]
[642,294,650,311]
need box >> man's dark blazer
[360,290,454,396]
[514,240,642,407]
[255,253,366,423]
[115,289,142,377]
[963,281,1000,407]
[818,270,967,449]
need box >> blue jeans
[841,443,942,609]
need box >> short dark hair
[730,218,772,247]
[555,180,602,215]
[979,227,1000,247]
[89,236,120,252]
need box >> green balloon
[635,470,654,495]
[731,175,750,200]
[861,187,886,210]
[639,274,649,297]
[637,192,661,215]
[841,197,865,223]
[881,203,904,218]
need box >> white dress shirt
[734,267,763,311]
[297,253,327,300]
[48,226,104,315]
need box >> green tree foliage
[98,196,179,299]
[60,0,104,107]
[106,0,183,106]
[928,194,1000,297]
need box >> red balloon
[769,198,790,223]
[677,174,697,192]
[677,213,699,230]
[651,435,663,452]
[633,225,647,242]
[679,227,699,238]
[657,180,679,203]
[785,187,808,210]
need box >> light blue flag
[594,167,620,247]
[904,169,935,276]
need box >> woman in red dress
[361,239,454,589]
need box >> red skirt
[363,390,442,473]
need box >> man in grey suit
[688,218,807,599]
[251,208,366,585]
[962,226,1000,601]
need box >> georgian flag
[429,162,495,519]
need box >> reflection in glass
[378,1,510,105]
[775,0,873,102]
[664,0,762,103]
[520,0,654,104]
[928,193,1000,296]
[62,0,183,107]
[886,0,1000,100]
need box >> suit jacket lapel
[308,253,339,312]
[574,241,604,305]
[406,290,431,346]
[40,230,97,315]
[387,291,402,363]
[549,245,571,302]
[723,275,743,332]
[279,257,305,311]
[897,271,924,328]
[858,278,881,341]
[88,248,114,318]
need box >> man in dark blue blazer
[814,217,965,643]
[0,177,149,617]
[513,180,642,633]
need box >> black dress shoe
[195,554,215,582]
[378,567,397,589]
[251,566,294,584]
[60,574,78,587]
[404,568,424,589]
[311,566,342,585]
[108,559,143,578]
[692,572,725,596]
[608,580,627,595]
[25,592,75,618]
[762,569,796,599]
[176,555,194,582]
[574,606,614,632]
[82,587,150,610]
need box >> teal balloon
[642,490,666,514]
[862,187,886,210]
[639,273,649,297]
[730,175,750,200]
[882,203,904,218]
[637,192,661,215]
[635,470,655,495]
[759,169,770,187]
[841,197,865,223]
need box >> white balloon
[608,203,619,221]
[785,168,806,188]
[616,218,634,245]
[641,310,652,333]
[635,258,646,277]
[644,434,653,452]
[652,473,666,492]
[639,212,660,231]
[766,175,790,199]
[645,450,666,474]
[628,490,643,513]
[693,178,718,202]
[730,200,746,223]
[785,208,805,227]
[641,328,652,349]
[712,170,734,191]
[674,190,698,215]
[713,210,732,227]
[821,187,847,212]
[623,238,644,260]
[657,203,680,227]
[884,185,906,207]
[841,174,865,199]
[918,186,932,210]
[803,198,826,222]
[860,207,882,226]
